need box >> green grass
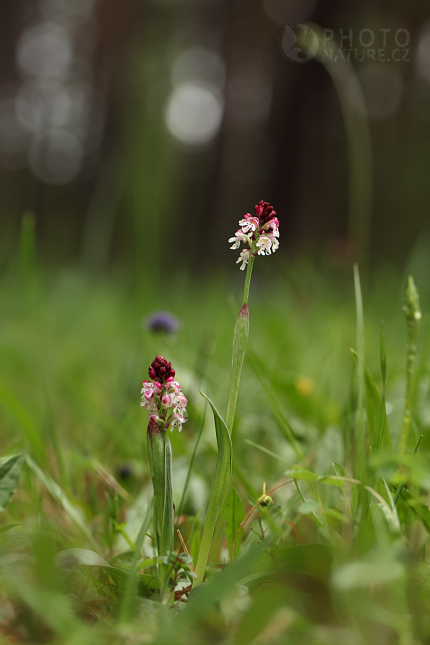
[1,252,430,644]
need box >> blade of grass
[117,500,152,623]
[353,264,366,482]
[26,456,98,549]
[175,406,206,525]
[0,381,46,464]
[247,350,304,461]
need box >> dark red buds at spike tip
[254,200,276,226]
[148,355,175,382]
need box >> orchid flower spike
[141,355,188,432]
[228,200,279,269]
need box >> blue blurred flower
[144,311,180,334]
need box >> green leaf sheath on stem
[225,303,249,435]
[195,393,233,586]
[147,417,166,555]
[161,437,174,558]
[399,276,421,453]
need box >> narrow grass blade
[244,439,286,463]
[0,381,46,463]
[194,392,232,586]
[353,264,366,482]
[220,488,245,559]
[157,547,259,645]
[4,574,82,641]
[26,456,97,549]
[350,350,390,451]
[247,350,304,461]
[117,500,152,623]
[0,454,23,510]
[393,434,423,506]
[175,406,206,523]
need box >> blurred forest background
[0,0,429,278]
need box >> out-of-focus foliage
[0,0,430,274]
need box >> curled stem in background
[399,276,422,453]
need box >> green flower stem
[242,251,255,306]
[399,276,421,454]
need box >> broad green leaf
[333,559,404,590]
[243,544,333,587]
[297,499,319,514]
[235,584,288,645]
[0,523,20,534]
[0,453,23,510]
[225,304,249,434]
[285,465,318,482]
[220,488,245,559]
[57,548,110,567]
[58,544,160,599]
[194,392,232,586]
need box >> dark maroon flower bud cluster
[255,200,277,227]
[148,355,175,383]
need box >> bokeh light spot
[17,22,72,81]
[29,129,84,184]
[165,82,223,145]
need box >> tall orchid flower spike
[229,201,279,265]
[228,200,279,305]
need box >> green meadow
[1,237,430,644]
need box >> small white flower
[165,377,180,393]
[161,393,175,407]
[256,236,272,255]
[141,397,158,412]
[173,393,188,412]
[236,249,250,270]
[239,216,259,234]
[228,230,247,250]
[169,411,186,432]
[266,234,279,252]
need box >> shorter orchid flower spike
[141,356,188,432]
